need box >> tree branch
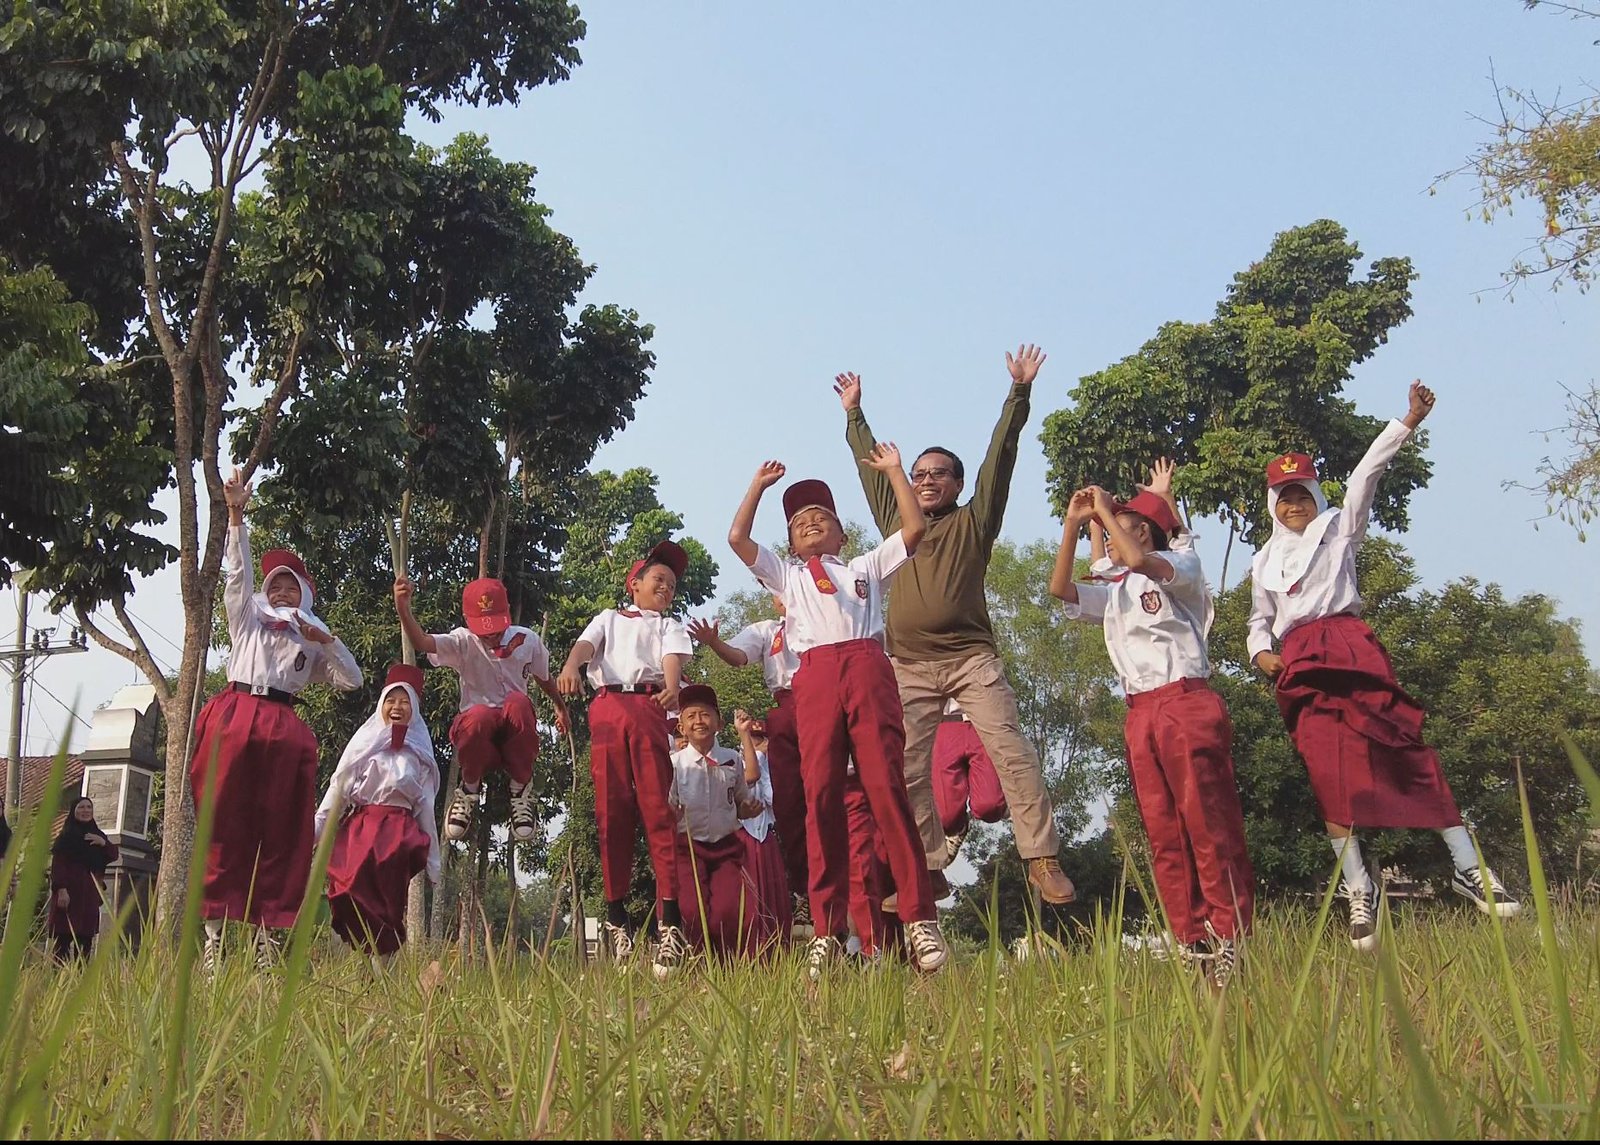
[74,605,173,704]
[240,328,306,477]
[109,141,182,367]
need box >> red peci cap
[462,577,512,638]
[1266,452,1318,488]
[627,540,689,587]
[383,663,425,694]
[1107,490,1182,537]
[677,683,720,714]
[782,479,838,524]
[261,549,315,594]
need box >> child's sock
[660,899,682,929]
[204,918,223,942]
[606,899,629,927]
[1329,834,1371,892]
[1439,824,1480,871]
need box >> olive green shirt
[844,382,1030,661]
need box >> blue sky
[8,2,1598,755]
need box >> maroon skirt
[327,805,430,955]
[738,826,792,954]
[1276,614,1461,830]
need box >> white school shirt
[669,743,752,843]
[1245,420,1411,661]
[578,607,693,689]
[745,533,910,655]
[428,626,550,712]
[222,526,362,694]
[739,752,777,842]
[724,618,799,692]
[1062,547,1214,696]
[314,744,442,883]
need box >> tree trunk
[505,841,519,954]
[429,754,460,941]
[151,611,213,938]
[1218,518,1238,594]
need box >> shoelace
[657,926,686,963]
[906,920,943,959]
[604,923,633,958]
[808,936,839,970]
[1344,884,1375,925]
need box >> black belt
[940,713,967,724]
[597,683,662,696]
[230,681,298,705]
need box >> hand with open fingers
[557,666,583,699]
[1406,379,1436,428]
[655,685,680,712]
[223,466,253,511]
[834,372,862,411]
[1066,487,1097,529]
[1005,343,1047,386]
[393,577,414,608]
[753,460,787,489]
[862,441,903,473]
[1138,457,1176,497]
[296,618,334,645]
[687,617,720,645]
[1089,485,1118,522]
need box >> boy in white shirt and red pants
[559,541,695,980]
[1051,484,1254,988]
[192,469,364,971]
[729,450,951,977]
[1248,382,1520,951]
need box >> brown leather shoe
[882,868,951,915]
[1027,856,1076,904]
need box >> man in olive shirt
[838,345,1075,906]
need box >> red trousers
[845,772,902,958]
[738,826,792,954]
[327,805,430,955]
[795,639,934,935]
[676,831,754,956]
[1276,615,1462,830]
[190,689,320,928]
[763,690,809,898]
[932,718,1008,835]
[589,690,678,913]
[1124,679,1255,943]
[450,692,539,787]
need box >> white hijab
[1253,478,1335,593]
[255,566,332,642]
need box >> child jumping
[315,664,442,963]
[191,468,363,971]
[558,541,695,980]
[729,450,950,977]
[1247,381,1520,951]
[1051,482,1254,988]
[394,575,568,844]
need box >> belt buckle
[250,683,269,697]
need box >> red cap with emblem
[462,577,512,638]
[1266,452,1318,488]
[261,549,315,594]
[1106,490,1182,537]
[677,683,720,715]
[627,540,689,588]
[782,479,838,525]
[383,663,425,694]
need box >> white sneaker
[1206,925,1241,990]
[254,927,281,970]
[1342,880,1381,952]
[652,924,688,980]
[202,931,221,976]
[807,934,845,981]
[508,781,538,842]
[905,919,949,973]
[445,786,478,842]
[603,922,634,962]
[1451,865,1521,918]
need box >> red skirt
[1276,615,1461,830]
[327,805,430,955]
[738,826,792,954]
[190,689,321,927]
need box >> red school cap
[462,577,512,638]
[261,549,315,593]
[1106,490,1182,537]
[1266,452,1319,488]
[627,540,689,586]
[677,683,720,714]
[383,663,425,694]
[782,479,838,525]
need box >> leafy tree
[1505,381,1600,540]
[1040,220,1427,587]
[0,1,587,934]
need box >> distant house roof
[3,755,86,822]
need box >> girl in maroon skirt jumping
[315,664,441,966]
[1247,381,1520,952]
[192,468,363,971]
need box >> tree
[1206,537,1600,894]
[1039,220,1428,588]
[1,1,588,934]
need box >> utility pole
[3,585,89,820]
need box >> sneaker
[807,934,845,981]
[906,919,949,973]
[882,868,950,916]
[791,893,815,939]
[1206,927,1240,990]
[445,785,478,842]
[652,924,688,980]
[1026,856,1077,905]
[508,782,538,842]
[1342,880,1380,952]
[1175,939,1212,973]
[944,827,968,865]
[603,922,635,962]
[1451,865,1522,918]
[202,931,221,975]
[254,927,281,971]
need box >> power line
[26,674,95,733]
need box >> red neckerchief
[491,631,527,660]
[805,556,838,595]
[389,722,408,750]
[770,621,785,656]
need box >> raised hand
[1089,485,1118,522]
[1404,380,1436,429]
[1066,487,1097,528]
[687,617,720,645]
[861,441,903,473]
[733,707,754,738]
[833,372,862,412]
[393,576,415,609]
[223,466,252,512]
[752,460,787,489]
[1005,343,1047,387]
[1137,457,1176,498]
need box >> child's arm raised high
[729,461,787,567]
[1049,488,1098,604]
[393,576,438,655]
[221,467,256,635]
[1339,380,1435,541]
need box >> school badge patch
[1139,590,1162,615]
[293,650,308,672]
[854,578,868,600]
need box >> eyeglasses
[909,467,954,483]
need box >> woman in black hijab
[48,797,117,964]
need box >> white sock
[1439,825,1479,871]
[204,919,223,941]
[1330,835,1371,891]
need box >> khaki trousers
[892,650,1061,867]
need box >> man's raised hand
[1005,344,1047,387]
[834,372,862,412]
[862,441,903,473]
[1137,457,1176,498]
